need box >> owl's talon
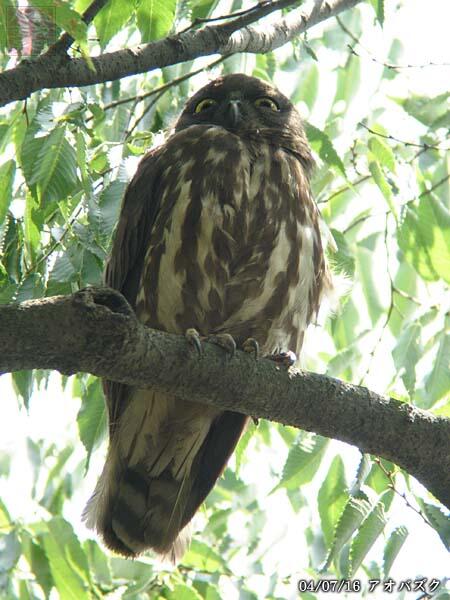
[266,350,297,369]
[252,417,259,426]
[243,337,259,359]
[186,328,203,356]
[206,333,236,358]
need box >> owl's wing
[103,147,163,434]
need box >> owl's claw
[185,328,203,356]
[206,333,236,358]
[266,350,297,369]
[243,337,259,359]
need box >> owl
[83,73,333,561]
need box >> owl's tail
[83,388,247,562]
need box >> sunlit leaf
[383,526,408,577]
[392,322,421,398]
[0,159,15,226]
[398,195,450,284]
[348,494,388,576]
[137,0,177,42]
[305,123,346,177]
[318,456,348,545]
[76,377,107,471]
[94,0,134,47]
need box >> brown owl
[83,73,333,561]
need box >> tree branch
[1,287,449,511]
[0,0,364,108]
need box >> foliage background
[0,0,449,598]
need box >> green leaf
[29,127,79,204]
[318,456,348,545]
[29,0,88,43]
[356,245,386,325]
[24,192,41,260]
[274,434,329,491]
[167,584,203,600]
[425,325,450,405]
[417,501,450,551]
[21,531,54,597]
[323,494,371,571]
[383,526,408,577]
[369,0,384,26]
[368,160,397,218]
[94,0,134,47]
[396,92,450,129]
[348,495,388,576]
[137,0,177,42]
[0,0,22,53]
[0,159,15,226]
[305,123,346,177]
[392,322,421,398]
[368,137,396,174]
[76,377,107,471]
[0,531,21,573]
[329,228,355,277]
[349,454,372,495]
[398,194,450,284]
[12,370,34,408]
[182,540,230,574]
[83,540,112,588]
[42,517,91,600]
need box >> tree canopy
[0,0,449,598]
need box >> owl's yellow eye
[254,97,279,111]
[194,98,218,113]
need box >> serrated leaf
[94,0,134,48]
[349,453,372,495]
[383,526,408,577]
[305,123,346,177]
[137,0,176,42]
[0,159,15,226]
[425,326,450,405]
[29,127,79,204]
[396,92,450,129]
[323,494,371,571]
[76,377,107,472]
[318,456,348,545]
[329,228,355,277]
[368,160,397,218]
[398,195,450,284]
[348,496,388,576]
[392,323,421,397]
[368,137,396,173]
[181,540,230,574]
[274,434,329,492]
[29,0,87,43]
[418,501,450,550]
[42,517,90,600]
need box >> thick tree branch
[1,287,449,512]
[0,0,364,108]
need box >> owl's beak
[226,100,242,127]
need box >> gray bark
[0,0,364,108]
[1,287,449,511]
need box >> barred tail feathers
[83,389,231,560]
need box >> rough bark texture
[0,0,364,108]
[1,287,449,511]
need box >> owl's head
[175,73,303,138]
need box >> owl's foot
[266,350,297,369]
[242,337,259,359]
[185,328,204,356]
[206,333,236,358]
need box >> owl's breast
[136,125,325,354]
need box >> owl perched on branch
[83,74,333,561]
